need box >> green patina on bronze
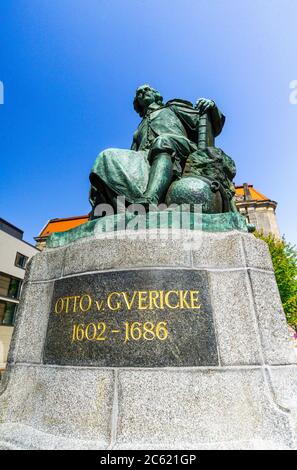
[47,211,249,248]
[47,84,253,248]
[89,84,237,217]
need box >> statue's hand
[195,98,215,115]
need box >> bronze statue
[89,84,237,218]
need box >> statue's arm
[195,98,225,137]
[130,130,139,150]
[170,103,200,143]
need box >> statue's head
[133,84,163,117]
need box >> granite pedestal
[0,230,296,449]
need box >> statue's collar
[144,102,162,116]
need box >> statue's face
[135,85,157,109]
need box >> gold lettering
[72,295,80,312]
[130,321,142,340]
[95,299,104,311]
[96,322,107,340]
[179,290,190,308]
[138,291,149,310]
[107,292,121,311]
[57,288,200,316]
[64,296,70,313]
[71,324,76,342]
[189,290,201,309]
[149,290,161,310]
[76,323,85,341]
[159,290,164,309]
[156,321,169,340]
[54,297,64,314]
[143,321,155,340]
[85,323,97,341]
[122,291,137,310]
[164,290,180,309]
[79,294,92,312]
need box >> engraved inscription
[43,269,218,367]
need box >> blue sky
[0,0,296,244]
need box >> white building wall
[0,326,13,370]
[0,230,38,279]
[0,229,38,370]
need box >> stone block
[192,231,245,269]
[8,282,53,364]
[0,364,114,448]
[249,271,297,365]
[268,365,297,410]
[209,271,261,365]
[115,368,294,449]
[242,234,273,271]
[29,248,64,281]
[267,365,297,442]
[63,232,192,276]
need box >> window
[0,300,17,326]
[0,273,22,299]
[15,252,28,269]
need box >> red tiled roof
[37,215,89,238]
[235,185,269,201]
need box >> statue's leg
[89,176,120,219]
[138,134,193,206]
[142,153,173,205]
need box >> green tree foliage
[254,232,297,330]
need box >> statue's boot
[137,153,173,207]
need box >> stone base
[0,230,296,450]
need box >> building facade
[235,183,280,238]
[0,219,39,370]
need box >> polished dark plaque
[43,269,218,367]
